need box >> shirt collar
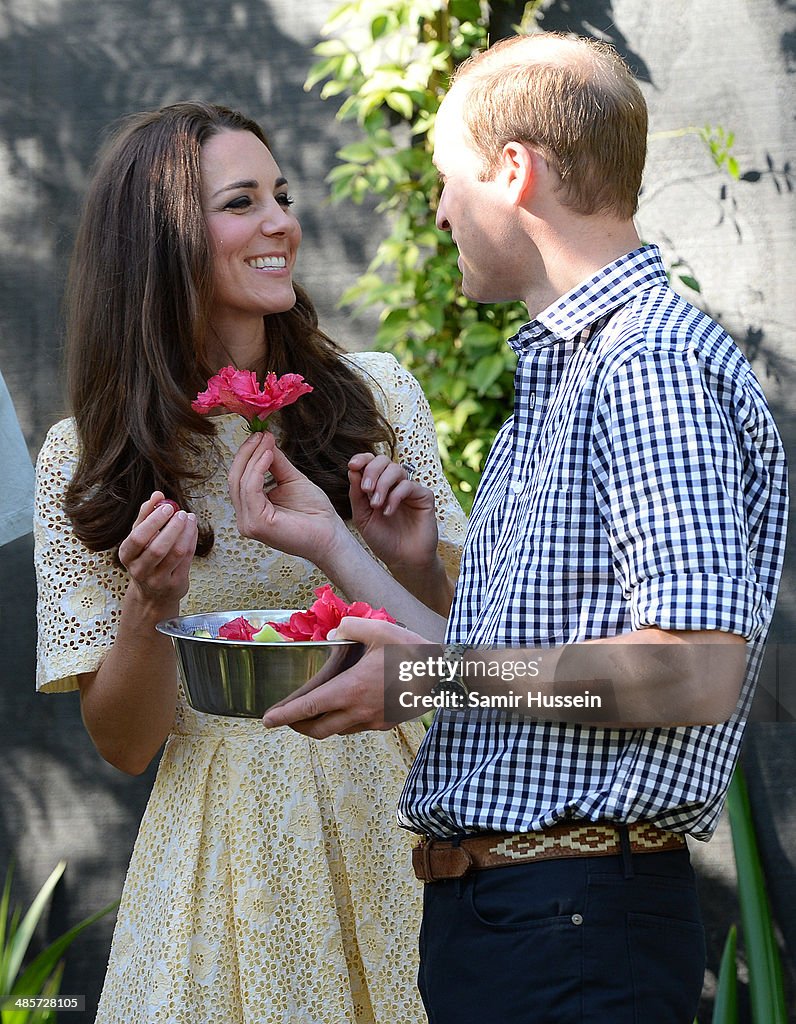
[508,244,669,354]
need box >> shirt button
[510,481,524,494]
[528,394,536,408]
[571,914,583,926]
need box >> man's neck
[523,217,642,318]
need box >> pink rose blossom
[192,366,313,431]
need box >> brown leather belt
[412,822,686,882]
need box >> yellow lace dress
[34,352,467,1024]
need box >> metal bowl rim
[155,608,358,647]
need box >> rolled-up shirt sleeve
[591,345,786,641]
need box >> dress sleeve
[348,352,468,580]
[34,420,129,692]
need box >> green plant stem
[725,766,788,1024]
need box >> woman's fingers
[349,453,425,514]
[119,499,197,591]
[228,432,272,507]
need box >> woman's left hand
[348,453,439,572]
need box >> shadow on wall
[0,0,371,1013]
[0,534,156,1015]
[0,0,373,451]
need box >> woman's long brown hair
[63,102,394,556]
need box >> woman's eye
[225,196,252,211]
[276,193,295,208]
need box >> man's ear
[499,140,537,205]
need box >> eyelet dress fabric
[34,352,467,1024]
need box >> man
[229,32,787,1023]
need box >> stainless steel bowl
[156,609,363,718]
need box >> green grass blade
[1,863,66,994]
[1,963,64,1024]
[726,767,787,1024]
[0,865,14,992]
[11,898,118,997]
[712,924,738,1023]
[1,907,22,994]
[0,863,13,970]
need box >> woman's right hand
[228,431,347,564]
[118,492,198,605]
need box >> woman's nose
[260,200,290,235]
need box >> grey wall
[1,1,794,1020]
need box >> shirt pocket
[516,485,572,571]
[500,487,573,644]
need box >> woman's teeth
[246,256,286,269]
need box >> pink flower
[218,616,258,641]
[192,366,313,431]
[268,585,396,642]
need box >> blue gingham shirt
[399,245,788,841]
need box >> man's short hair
[452,34,648,219]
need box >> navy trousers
[417,846,705,1024]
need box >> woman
[34,102,466,1024]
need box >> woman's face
[200,129,302,328]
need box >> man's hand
[262,617,431,738]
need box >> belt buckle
[413,838,474,882]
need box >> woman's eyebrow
[212,178,259,197]
[212,176,288,197]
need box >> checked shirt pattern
[399,245,788,843]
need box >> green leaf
[0,862,66,992]
[678,274,702,293]
[312,39,349,58]
[726,767,788,1024]
[304,57,340,92]
[448,398,482,434]
[470,353,509,395]
[371,14,389,40]
[12,898,119,999]
[385,91,414,120]
[449,0,483,24]
[711,925,738,1023]
[459,321,502,350]
[0,862,13,970]
[336,141,375,164]
[320,79,351,100]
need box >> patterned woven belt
[411,822,686,882]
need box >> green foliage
[1,862,117,1024]
[711,925,738,1023]
[309,5,745,511]
[700,125,740,181]
[724,766,788,1024]
[307,0,530,510]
